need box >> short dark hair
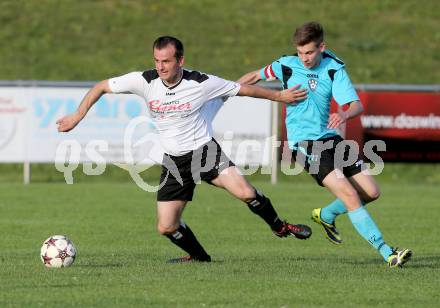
[293,22,324,46]
[153,36,184,60]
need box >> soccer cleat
[387,248,412,268]
[311,208,342,245]
[273,221,312,240]
[166,255,211,263]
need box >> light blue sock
[321,198,367,224]
[320,199,347,224]
[347,207,393,261]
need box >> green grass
[1,180,439,307]
[0,0,439,84]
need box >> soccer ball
[40,235,76,268]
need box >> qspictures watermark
[55,116,386,192]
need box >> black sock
[246,189,283,231]
[165,222,211,261]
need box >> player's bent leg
[157,200,186,235]
[312,170,360,244]
[316,171,362,232]
[313,151,375,231]
[322,171,400,264]
[317,171,379,229]
[157,201,211,263]
[347,171,381,204]
[312,170,376,245]
[322,170,362,211]
[209,166,255,201]
[210,167,312,240]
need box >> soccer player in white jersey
[238,22,411,268]
[57,36,312,263]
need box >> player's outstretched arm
[237,70,262,85]
[238,84,307,104]
[327,100,364,129]
[57,80,112,132]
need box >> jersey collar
[161,69,184,90]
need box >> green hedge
[1,0,438,83]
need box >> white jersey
[108,69,240,156]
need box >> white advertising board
[0,88,29,162]
[213,96,272,166]
[0,86,273,166]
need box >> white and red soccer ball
[40,235,76,268]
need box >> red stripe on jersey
[268,65,275,79]
[264,66,270,79]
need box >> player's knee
[237,186,257,202]
[157,223,179,235]
[342,187,360,205]
[365,187,381,203]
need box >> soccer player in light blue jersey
[238,21,411,268]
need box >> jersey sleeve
[259,60,282,81]
[108,72,147,97]
[203,74,241,101]
[332,68,359,106]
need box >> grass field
[1,179,439,307]
[1,1,439,306]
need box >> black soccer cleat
[166,255,212,263]
[273,221,312,240]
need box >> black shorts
[292,135,364,186]
[157,138,235,201]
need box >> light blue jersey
[260,50,359,149]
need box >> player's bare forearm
[237,70,261,85]
[76,80,111,119]
[327,101,363,129]
[57,80,112,132]
[341,101,364,120]
[238,84,307,104]
[238,84,279,101]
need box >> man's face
[296,41,325,69]
[154,44,184,83]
